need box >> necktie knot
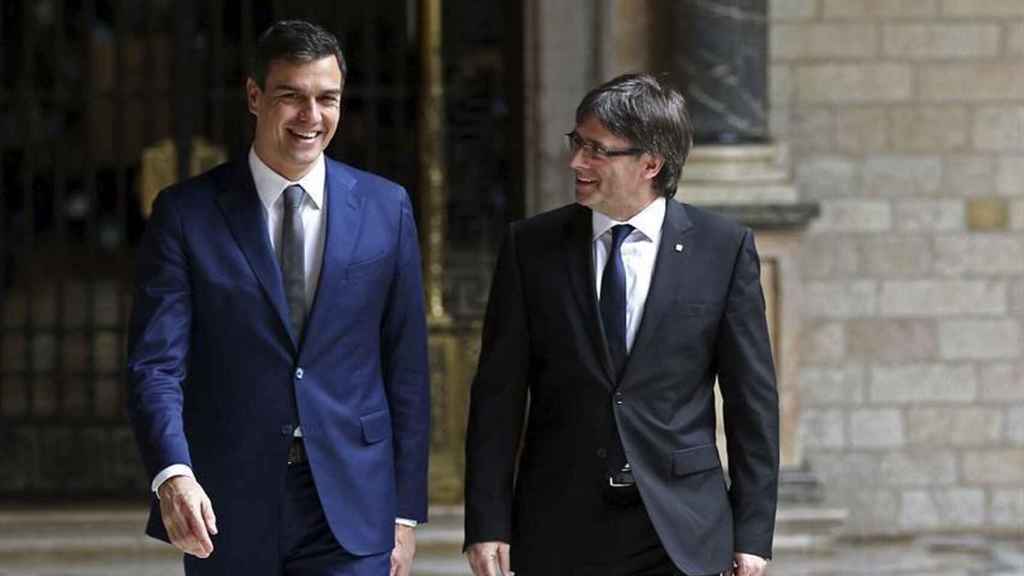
[609,224,634,252]
[284,184,305,211]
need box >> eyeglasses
[565,131,645,160]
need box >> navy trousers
[184,460,390,576]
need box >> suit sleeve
[715,229,780,559]
[380,190,431,523]
[125,190,194,481]
[463,223,531,546]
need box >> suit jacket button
[295,367,304,380]
[280,425,294,436]
[596,448,607,459]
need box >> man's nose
[297,97,320,121]
[569,147,587,170]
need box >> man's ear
[245,78,261,116]
[643,153,665,182]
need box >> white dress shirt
[149,151,419,527]
[592,197,666,354]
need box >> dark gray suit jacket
[464,200,779,575]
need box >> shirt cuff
[151,464,195,496]
[395,518,418,528]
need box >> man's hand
[157,475,217,558]
[390,524,416,576]
[727,552,768,576]
[466,541,511,576]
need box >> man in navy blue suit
[126,20,430,576]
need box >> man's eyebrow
[577,134,607,148]
[271,84,342,98]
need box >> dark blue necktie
[600,224,634,478]
[600,224,634,380]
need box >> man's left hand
[727,552,768,576]
[390,524,416,576]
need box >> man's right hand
[466,541,511,576]
[157,475,218,558]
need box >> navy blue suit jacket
[126,158,430,564]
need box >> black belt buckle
[608,465,635,488]
[287,438,307,465]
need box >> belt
[603,466,641,506]
[608,464,635,488]
[287,437,308,465]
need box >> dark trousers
[512,485,683,576]
[184,460,390,576]
[577,485,683,576]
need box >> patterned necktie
[600,224,634,379]
[281,184,307,343]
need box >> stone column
[524,0,661,215]
[672,0,768,144]
[667,1,846,551]
[523,0,601,215]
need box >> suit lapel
[215,161,296,351]
[619,200,694,387]
[300,160,360,357]
[565,206,616,388]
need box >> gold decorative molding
[427,321,481,504]
[417,0,451,326]
[139,137,226,219]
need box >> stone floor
[0,507,1021,576]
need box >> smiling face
[569,115,664,221]
[246,55,343,180]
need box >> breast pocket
[345,253,393,283]
[674,301,723,317]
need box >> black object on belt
[287,437,308,465]
[602,464,640,506]
[608,467,635,488]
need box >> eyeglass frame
[565,131,646,159]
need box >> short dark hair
[250,20,347,89]
[575,73,693,198]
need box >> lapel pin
[674,243,684,253]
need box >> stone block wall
[771,0,1024,534]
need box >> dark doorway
[0,0,522,499]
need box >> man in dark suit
[126,20,429,576]
[464,74,779,576]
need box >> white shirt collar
[248,147,326,211]
[591,197,666,243]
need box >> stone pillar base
[775,505,850,553]
[774,465,849,553]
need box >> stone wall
[770,0,1024,534]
